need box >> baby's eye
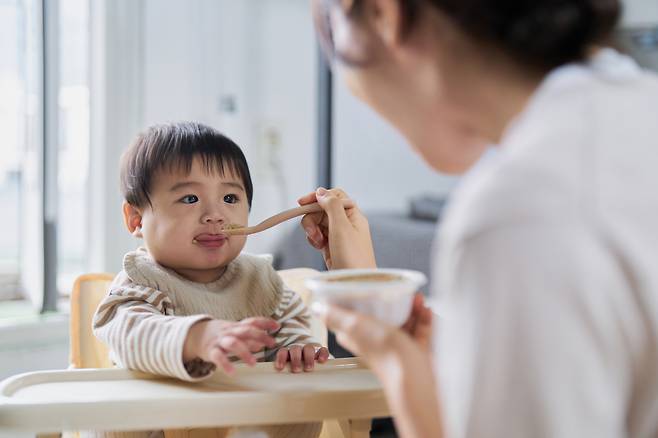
[180,194,199,204]
[224,194,239,204]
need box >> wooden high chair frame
[66,269,369,438]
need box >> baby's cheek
[230,236,247,251]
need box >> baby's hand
[274,344,330,373]
[184,317,280,375]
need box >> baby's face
[139,158,249,283]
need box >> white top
[433,49,658,438]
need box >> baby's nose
[202,214,224,224]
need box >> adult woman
[299,1,658,437]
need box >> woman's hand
[314,293,433,366]
[401,294,434,353]
[298,187,376,270]
[315,294,443,438]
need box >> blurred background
[0,0,657,389]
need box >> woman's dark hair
[314,0,621,71]
[120,121,254,209]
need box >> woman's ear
[363,0,403,47]
[122,201,143,238]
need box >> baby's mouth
[193,233,228,248]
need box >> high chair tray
[0,358,389,433]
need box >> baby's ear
[122,201,143,238]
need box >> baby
[92,121,327,438]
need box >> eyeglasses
[312,0,337,61]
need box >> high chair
[67,269,364,438]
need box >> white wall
[622,0,658,26]
[333,80,457,213]
[142,0,225,127]
[89,0,145,274]
[91,0,457,269]
[98,0,318,258]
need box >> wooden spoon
[221,200,354,236]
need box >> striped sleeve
[265,288,323,358]
[92,284,215,381]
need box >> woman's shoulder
[443,57,658,243]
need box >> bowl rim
[304,268,427,293]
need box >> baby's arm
[267,288,330,372]
[93,284,215,381]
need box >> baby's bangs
[198,152,250,186]
[159,151,242,179]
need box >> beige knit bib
[122,247,282,321]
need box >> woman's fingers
[402,294,424,332]
[317,305,365,355]
[416,303,434,348]
[299,187,375,269]
[401,293,434,350]
[316,190,351,229]
[301,212,326,245]
[297,191,319,206]
[300,187,351,234]
[299,188,330,241]
[306,233,326,250]
[298,187,348,206]
[316,303,402,360]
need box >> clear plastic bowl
[305,269,427,326]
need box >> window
[0,0,90,307]
[0,0,39,301]
[57,0,90,296]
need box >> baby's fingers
[315,346,330,364]
[274,348,289,372]
[208,346,235,375]
[240,317,280,333]
[303,344,316,372]
[243,339,268,353]
[229,325,276,349]
[219,336,256,366]
[288,346,303,373]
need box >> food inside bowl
[324,273,403,283]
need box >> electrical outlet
[255,121,283,178]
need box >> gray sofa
[274,212,438,289]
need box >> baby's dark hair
[120,122,253,209]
